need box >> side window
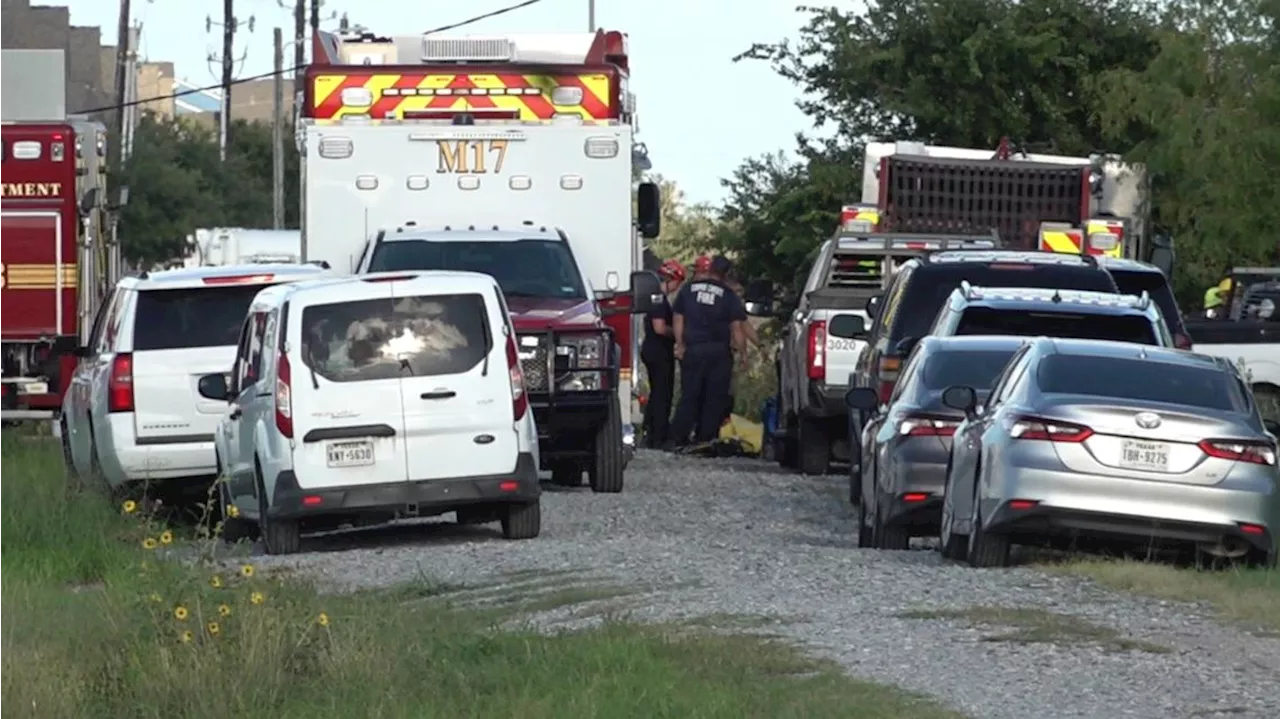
[354,239,372,273]
[803,242,833,295]
[889,346,926,404]
[245,312,267,385]
[85,290,117,354]
[992,353,1032,407]
[259,310,279,376]
[231,316,255,395]
[875,267,912,339]
[986,346,1031,407]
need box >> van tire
[501,500,541,540]
[216,464,256,544]
[589,397,624,494]
[550,460,584,487]
[256,464,301,555]
[797,416,831,475]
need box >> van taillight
[107,353,134,412]
[1174,332,1193,350]
[506,334,528,421]
[877,355,901,403]
[275,353,293,438]
[806,320,827,380]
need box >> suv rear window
[956,307,1157,344]
[1106,269,1184,333]
[1038,355,1240,411]
[892,264,1117,341]
[133,285,267,351]
[300,293,491,382]
[368,239,586,300]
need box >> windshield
[133,285,268,351]
[922,350,1018,390]
[368,239,587,300]
[955,308,1158,344]
[299,293,491,382]
[1037,355,1241,412]
[893,265,1117,341]
[1107,270,1184,333]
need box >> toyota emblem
[1134,412,1162,429]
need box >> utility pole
[111,0,131,167]
[219,0,235,161]
[310,0,320,37]
[293,0,306,96]
[272,27,285,229]
[588,0,595,31]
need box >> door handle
[229,406,242,420]
[420,391,457,400]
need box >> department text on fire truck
[436,140,509,175]
[1,182,64,197]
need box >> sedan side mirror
[941,385,978,417]
[198,373,230,401]
[893,336,919,356]
[629,270,662,314]
[844,387,880,412]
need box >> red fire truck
[1,120,116,420]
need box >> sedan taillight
[897,414,961,437]
[1198,439,1277,466]
[1009,416,1093,443]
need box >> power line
[81,0,546,115]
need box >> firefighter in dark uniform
[641,259,686,448]
[666,255,748,448]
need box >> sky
[63,0,829,206]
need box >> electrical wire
[80,0,546,114]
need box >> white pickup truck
[755,231,998,475]
[1185,267,1280,411]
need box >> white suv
[60,264,331,499]
[205,270,542,555]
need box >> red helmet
[693,255,712,273]
[659,259,686,283]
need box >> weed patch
[898,606,1170,653]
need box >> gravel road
[249,450,1280,719]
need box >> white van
[205,270,541,554]
[61,264,331,499]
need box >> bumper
[270,452,541,520]
[103,415,217,485]
[532,391,614,463]
[984,466,1280,555]
[883,459,949,529]
[805,382,848,417]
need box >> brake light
[1009,416,1093,442]
[506,334,528,421]
[275,353,293,438]
[1174,332,1193,350]
[1198,440,1276,466]
[876,355,901,403]
[901,492,930,502]
[806,320,826,380]
[877,381,895,404]
[107,353,134,412]
[361,274,417,283]
[203,274,274,284]
[897,414,961,437]
[987,263,1035,270]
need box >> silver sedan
[940,337,1280,568]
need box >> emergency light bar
[835,234,998,252]
[421,37,515,63]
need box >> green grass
[1043,559,1280,634]
[1,433,964,719]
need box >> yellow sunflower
[217,604,231,618]
[249,591,265,605]
[225,504,240,518]
[141,537,158,550]
[180,630,194,644]
[121,500,138,514]
[210,575,224,589]
[149,593,163,604]
[239,564,255,578]
[159,530,174,545]
[316,612,330,627]
[173,606,189,621]
[206,622,221,637]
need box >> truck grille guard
[515,326,619,397]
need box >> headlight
[555,335,606,369]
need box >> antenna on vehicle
[1051,290,1062,304]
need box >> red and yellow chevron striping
[1039,228,1086,255]
[1,263,77,290]
[309,72,615,121]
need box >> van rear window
[133,285,266,351]
[300,293,491,382]
[893,265,1118,341]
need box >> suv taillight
[1174,332,1193,350]
[275,353,293,438]
[107,353,134,412]
[876,355,901,403]
[506,334,528,421]
[806,320,826,380]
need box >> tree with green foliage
[112,114,298,267]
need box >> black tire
[256,463,301,555]
[549,460,584,487]
[217,467,257,544]
[501,500,541,539]
[797,415,831,475]
[877,503,910,551]
[779,433,799,469]
[59,418,77,481]
[967,505,1010,568]
[589,397,624,494]
[939,510,968,560]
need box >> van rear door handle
[420,391,456,400]
[229,406,242,420]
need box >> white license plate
[326,440,374,468]
[1119,439,1170,472]
[19,381,48,395]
